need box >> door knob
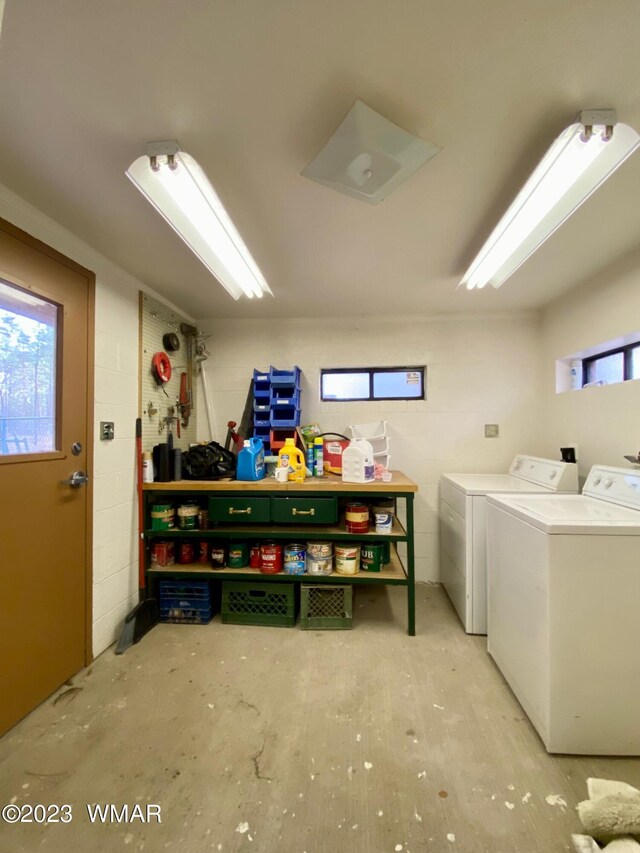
[60,470,89,488]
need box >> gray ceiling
[0,0,639,319]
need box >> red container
[260,542,283,574]
[198,541,209,564]
[345,502,370,534]
[151,541,175,567]
[177,541,195,564]
[250,544,261,568]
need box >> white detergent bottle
[341,440,375,484]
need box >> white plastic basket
[373,452,391,470]
[348,420,387,441]
[368,436,389,455]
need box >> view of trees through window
[0,283,58,455]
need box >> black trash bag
[181,441,236,480]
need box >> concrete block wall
[196,313,544,582]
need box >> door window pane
[632,346,640,380]
[0,280,58,455]
[321,371,370,400]
[585,351,624,386]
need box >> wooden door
[0,218,94,736]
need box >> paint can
[249,544,261,568]
[151,502,175,531]
[306,553,333,576]
[198,541,210,564]
[210,545,226,570]
[335,544,360,575]
[177,501,200,530]
[306,541,333,559]
[150,541,175,567]
[260,542,283,574]
[198,509,209,531]
[177,540,196,565]
[227,541,249,568]
[374,512,393,534]
[284,543,306,575]
[345,502,369,534]
[361,542,383,572]
[381,541,391,565]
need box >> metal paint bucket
[335,544,360,575]
[306,554,333,576]
[345,502,370,534]
[307,541,332,559]
[177,540,196,564]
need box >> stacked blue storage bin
[252,368,272,446]
[269,366,301,428]
[252,366,302,448]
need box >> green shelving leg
[406,493,416,636]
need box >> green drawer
[209,496,270,523]
[270,496,337,524]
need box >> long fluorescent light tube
[126,145,272,300]
[461,113,640,290]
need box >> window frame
[582,342,639,386]
[320,365,426,402]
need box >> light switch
[100,421,115,440]
[484,424,499,438]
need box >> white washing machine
[439,456,578,635]
[486,465,640,755]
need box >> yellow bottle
[278,437,305,482]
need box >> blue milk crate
[159,580,212,624]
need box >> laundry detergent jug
[341,440,375,484]
[278,437,305,482]
[236,437,266,481]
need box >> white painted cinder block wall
[539,249,640,482]
[196,314,545,582]
[0,182,186,657]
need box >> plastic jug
[278,437,305,482]
[341,440,375,484]
[236,437,266,481]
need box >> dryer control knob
[593,476,602,486]
[604,478,614,488]
[549,471,557,479]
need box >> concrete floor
[1,584,639,853]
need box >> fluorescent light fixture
[126,141,272,300]
[461,110,640,290]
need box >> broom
[115,418,159,654]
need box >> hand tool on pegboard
[179,323,198,429]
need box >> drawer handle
[229,507,252,515]
[292,508,315,516]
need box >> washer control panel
[508,455,579,492]
[583,465,640,508]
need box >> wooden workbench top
[143,471,417,494]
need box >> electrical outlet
[100,421,115,440]
[484,424,499,438]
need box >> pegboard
[139,292,198,454]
